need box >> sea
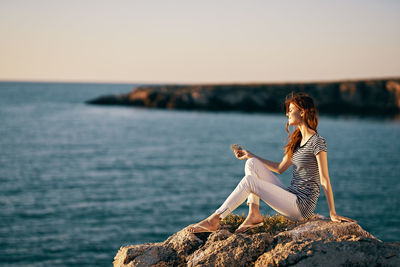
[0,81,399,266]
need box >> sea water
[0,82,399,266]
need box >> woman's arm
[253,153,292,174]
[316,151,357,223]
[235,150,292,174]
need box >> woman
[188,92,356,234]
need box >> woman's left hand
[330,213,357,223]
[236,149,255,160]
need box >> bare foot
[188,215,220,233]
[235,214,264,234]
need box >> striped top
[287,132,327,219]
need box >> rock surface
[113,214,400,266]
[87,78,400,115]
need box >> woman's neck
[298,124,316,140]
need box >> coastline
[86,77,400,116]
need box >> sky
[0,0,399,84]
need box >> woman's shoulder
[312,132,328,154]
[314,132,326,141]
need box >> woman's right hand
[235,149,255,160]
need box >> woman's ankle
[209,214,221,225]
[248,204,261,216]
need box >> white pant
[215,158,304,221]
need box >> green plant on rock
[221,214,301,235]
[220,213,246,232]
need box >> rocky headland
[113,214,400,267]
[87,78,400,115]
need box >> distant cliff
[86,78,400,115]
[113,214,400,266]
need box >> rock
[86,94,132,105]
[86,78,400,116]
[274,218,379,243]
[113,214,400,266]
[115,244,177,267]
[186,232,273,267]
[255,237,400,267]
[163,228,205,261]
[114,228,204,267]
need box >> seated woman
[188,92,356,234]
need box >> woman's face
[286,103,303,126]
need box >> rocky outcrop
[87,78,400,115]
[113,214,400,266]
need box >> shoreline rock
[86,78,400,116]
[113,214,400,266]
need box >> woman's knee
[242,174,257,191]
[245,157,260,173]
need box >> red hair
[284,92,319,158]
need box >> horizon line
[0,75,399,86]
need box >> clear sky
[0,0,399,84]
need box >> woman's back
[288,132,327,219]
